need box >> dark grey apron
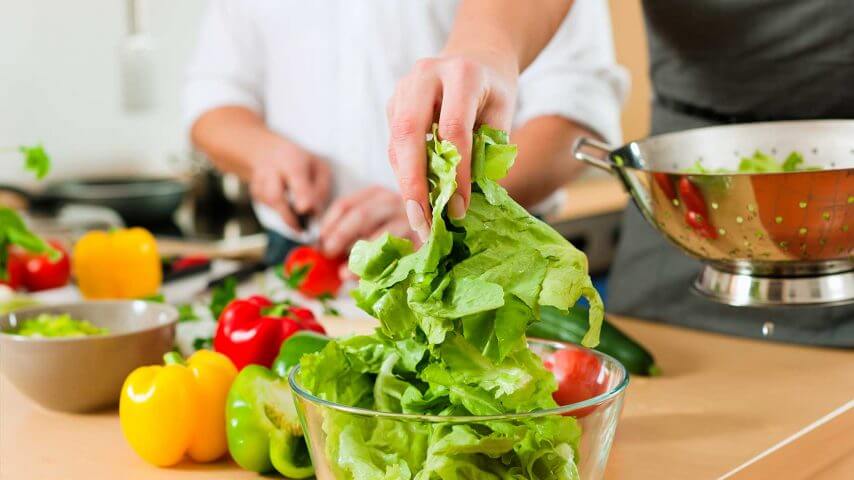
[608,0,854,347]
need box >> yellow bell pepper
[120,350,238,467]
[73,227,162,299]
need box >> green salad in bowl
[4,313,108,338]
[289,126,624,480]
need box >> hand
[387,50,518,239]
[247,140,332,232]
[319,186,420,262]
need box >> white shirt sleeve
[183,0,266,130]
[515,0,629,145]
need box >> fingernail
[448,193,466,220]
[405,200,430,241]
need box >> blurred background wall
[0,0,206,184]
[0,0,650,185]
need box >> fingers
[479,88,514,133]
[339,263,357,282]
[438,58,482,220]
[388,53,518,231]
[320,188,399,257]
[310,159,332,214]
[249,170,301,231]
[283,157,313,215]
[387,60,441,241]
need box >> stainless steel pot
[573,120,854,306]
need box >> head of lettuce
[297,125,604,480]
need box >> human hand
[319,186,420,265]
[387,50,518,239]
[247,140,332,232]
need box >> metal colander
[573,120,854,306]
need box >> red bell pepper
[678,177,708,217]
[678,177,718,239]
[685,210,718,239]
[213,295,326,370]
[653,173,677,202]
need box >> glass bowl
[289,339,628,480]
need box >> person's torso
[609,1,854,345]
[244,0,457,200]
[643,0,854,124]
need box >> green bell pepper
[272,330,331,378]
[226,331,330,478]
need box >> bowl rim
[288,338,630,423]
[0,300,178,343]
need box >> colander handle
[572,137,617,172]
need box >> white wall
[0,0,206,186]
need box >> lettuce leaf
[298,125,599,480]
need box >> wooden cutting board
[1,314,851,479]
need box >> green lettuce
[298,125,601,480]
[684,150,817,174]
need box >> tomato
[544,348,607,417]
[678,177,708,216]
[21,241,71,292]
[1,253,26,291]
[283,246,344,298]
[685,211,718,239]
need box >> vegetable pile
[297,126,604,479]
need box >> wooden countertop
[2,314,852,479]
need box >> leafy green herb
[0,143,55,279]
[177,304,199,323]
[20,144,51,180]
[140,293,165,303]
[298,125,600,479]
[193,337,213,350]
[209,277,237,318]
[317,293,340,316]
[276,263,309,289]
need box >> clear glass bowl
[289,339,628,480]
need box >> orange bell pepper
[119,350,238,467]
[72,227,162,299]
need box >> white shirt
[184,0,628,240]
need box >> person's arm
[501,116,594,207]
[443,0,574,73]
[184,0,330,231]
[387,0,574,239]
[503,0,629,207]
[191,108,331,229]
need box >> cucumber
[528,305,660,376]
